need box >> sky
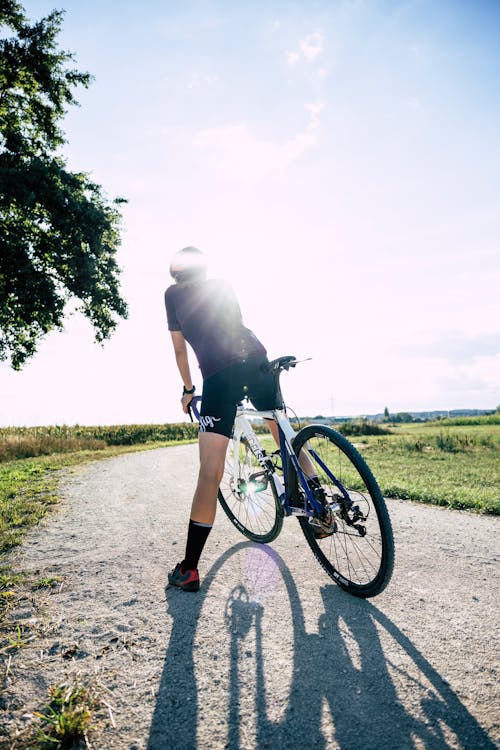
[1,0,499,425]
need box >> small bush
[337,421,392,437]
[435,431,475,452]
[397,438,428,452]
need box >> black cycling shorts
[199,355,282,438]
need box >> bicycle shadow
[147,542,495,750]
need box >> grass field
[261,419,500,516]
[357,421,499,514]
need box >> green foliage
[29,682,99,749]
[361,424,500,514]
[0,564,25,614]
[435,431,468,452]
[0,432,107,461]
[387,412,415,423]
[337,420,391,436]
[73,422,199,445]
[32,575,62,589]
[382,410,416,423]
[0,565,25,588]
[437,414,500,426]
[4,622,32,652]
[0,459,59,552]
[0,1,128,369]
[0,423,199,460]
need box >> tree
[0,1,128,369]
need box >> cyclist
[165,247,282,591]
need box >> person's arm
[170,330,195,413]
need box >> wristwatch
[183,385,196,395]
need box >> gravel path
[1,444,499,749]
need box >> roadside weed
[32,576,62,590]
[3,623,32,653]
[18,682,100,749]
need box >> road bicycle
[190,356,394,598]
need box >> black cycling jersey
[165,278,266,379]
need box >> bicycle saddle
[264,355,297,374]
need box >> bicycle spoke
[218,439,283,543]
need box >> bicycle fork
[234,417,285,503]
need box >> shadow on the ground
[146,542,494,750]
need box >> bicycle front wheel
[218,438,284,543]
[294,425,394,597]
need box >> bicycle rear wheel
[294,425,394,597]
[218,438,284,543]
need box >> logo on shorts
[199,415,222,432]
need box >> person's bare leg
[265,418,316,477]
[190,431,229,525]
[175,432,230,578]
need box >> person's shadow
[146,542,495,750]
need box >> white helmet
[169,246,207,283]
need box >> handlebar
[187,395,202,423]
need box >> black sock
[182,519,212,571]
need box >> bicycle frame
[191,398,326,518]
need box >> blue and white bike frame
[191,397,328,518]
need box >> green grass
[363,433,499,514]
[11,681,101,749]
[0,460,60,553]
[32,576,62,589]
[32,682,99,749]
[260,421,499,515]
[435,414,500,426]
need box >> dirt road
[1,444,499,749]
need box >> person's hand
[181,392,194,414]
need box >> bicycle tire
[218,438,284,543]
[293,424,394,597]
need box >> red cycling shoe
[168,562,200,592]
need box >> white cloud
[193,100,324,181]
[287,32,324,65]
[305,100,324,129]
[300,32,324,60]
